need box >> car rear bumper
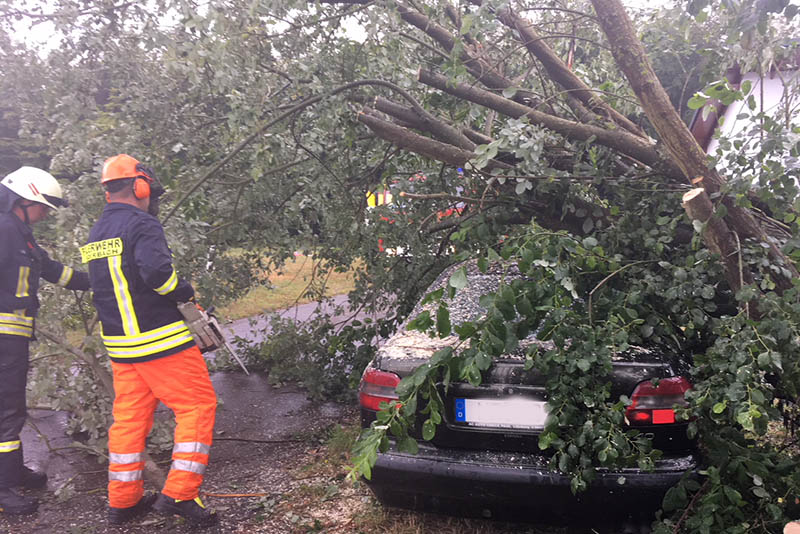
[365,442,698,522]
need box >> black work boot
[20,466,47,489]
[153,493,218,526]
[0,487,38,515]
[107,492,157,525]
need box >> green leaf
[466,365,482,386]
[449,267,468,289]
[436,305,451,337]
[723,486,742,505]
[687,94,708,110]
[475,351,492,371]
[422,419,436,441]
[430,347,453,366]
[397,436,419,454]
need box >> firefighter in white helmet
[0,167,89,515]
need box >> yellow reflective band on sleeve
[58,266,74,286]
[0,313,34,338]
[0,440,21,453]
[80,238,123,263]
[153,269,179,295]
[108,255,140,335]
[15,266,30,298]
[101,320,193,359]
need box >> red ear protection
[132,177,151,200]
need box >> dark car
[358,261,698,531]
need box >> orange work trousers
[108,345,217,508]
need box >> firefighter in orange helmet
[81,155,217,526]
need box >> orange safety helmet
[101,154,161,200]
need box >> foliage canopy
[2,0,800,531]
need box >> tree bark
[357,109,511,170]
[591,0,798,292]
[395,3,543,109]
[373,97,477,151]
[682,189,754,304]
[418,69,682,178]
[488,2,647,138]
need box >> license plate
[454,397,547,429]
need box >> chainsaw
[177,302,250,375]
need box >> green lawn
[218,253,357,320]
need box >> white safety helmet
[0,166,67,209]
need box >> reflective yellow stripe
[15,266,30,297]
[104,331,194,358]
[108,255,139,335]
[102,320,189,346]
[0,440,21,453]
[0,324,34,337]
[108,470,142,482]
[0,313,33,326]
[0,313,33,337]
[154,269,179,295]
[58,266,74,286]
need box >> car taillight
[625,377,692,426]
[359,368,401,411]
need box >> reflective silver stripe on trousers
[108,470,143,482]
[171,459,207,475]
[173,442,210,456]
[109,452,144,464]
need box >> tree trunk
[590,0,798,293]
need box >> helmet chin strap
[19,202,33,225]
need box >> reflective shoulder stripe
[170,459,206,475]
[0,440,21,453]
[58,266,74,286]
[108,255,140,335]
[173,442,211,456]
[109,452,144,465]
[108,469,143,482]
[154,269,179,295]
[80,238,123,263]
[15,266,30,298]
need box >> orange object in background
[108,345,216,508]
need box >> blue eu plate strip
[455,398,466,422]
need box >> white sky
[10,0,670,53]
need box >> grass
[218,253,357,320]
